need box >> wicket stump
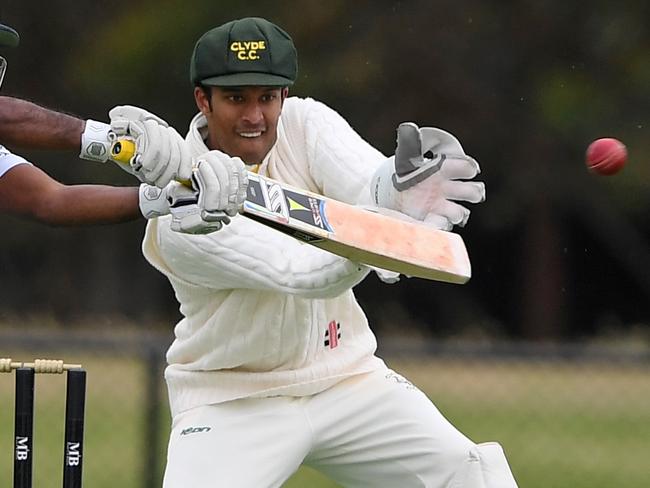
[1,358,86,488]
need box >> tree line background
[1,0,648,343]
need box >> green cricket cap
[190,17,297,87]
[0,23,19,48]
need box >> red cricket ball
[585,138,627,175]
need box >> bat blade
[243,173,471,284]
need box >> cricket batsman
[119,17,519,487]
[0,20,246,231]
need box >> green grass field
[1,355,648,487]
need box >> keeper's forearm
[0,96,84,150]
[34,185,141,226]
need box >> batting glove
[138,151,248,235]
[138,182,227,234]
[108,105,193,188]
[79,106,168,165]
[192,150,248,220]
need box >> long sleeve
[143,214,369,299]
[297,98,386,204]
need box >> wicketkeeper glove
[369,123,485,231]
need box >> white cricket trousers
[163,367,514,488]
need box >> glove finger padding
[193,157,225,213]
[154,127,181,188]
[419,126,465,154]
[164,182,228,235]
[211,157,236,213]
[135,120,167,182]
[423,213,454,231]
[170,204,225,234]
[146,126,194,185]
[109,105,169,128]
[437,155,481,180]
[431,200,471,227]
[228,157,248,210]
[135,122,192,188]
[174,135,193,182]
[441,180,486,203]
[194,151,247,217]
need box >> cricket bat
[111,140,471,284]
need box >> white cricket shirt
[143,97,390,416]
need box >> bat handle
[110,138,136,164]
[110,138,192,188]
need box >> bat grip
[110,138,136,165]
[110,138,192,188]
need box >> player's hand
[369,122,485,230]
[108,105,193,188]
[191,150,248,220]
[138,182,229,234]
[138,151,247,234]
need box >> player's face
[195,85,287,165]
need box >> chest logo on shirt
[180,426,212,436]
[324,320,341,349]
